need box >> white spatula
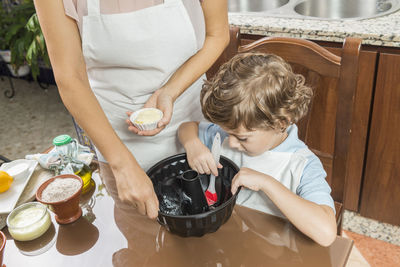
[205,132,221,206]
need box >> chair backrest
[208,30,362,205]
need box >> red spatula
[205,132,221,206]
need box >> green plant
[0,4,13,50]
[2,0,50,79]
[25,13,50,79]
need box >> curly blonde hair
[201,52,313,131]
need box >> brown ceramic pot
[36,174,83,224]
[0,230,5,267]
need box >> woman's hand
[185,138,222,176]
[231,167,270,195]
[126,89,174,136]
[110,155,159,219]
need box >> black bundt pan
[147,153,240,237]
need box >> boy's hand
[231,167,270,194]
[185,139,222,176]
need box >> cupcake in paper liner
[130,108,163,131]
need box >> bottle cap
[53,134,72,146]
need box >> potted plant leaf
[25,12,51,81]
[0,3,14,67]
[1,0,51,80]
[3,0,34,77]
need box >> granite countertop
[229,10,400,48]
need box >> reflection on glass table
[3,167,352,267]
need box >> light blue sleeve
[296,154,336,214]
[198,121,228,150]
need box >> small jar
[7,202,51,241]
[53,134,77,159]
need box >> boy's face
[222,125,287,157]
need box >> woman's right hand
[110,157,159,219]
[185,138,222,176]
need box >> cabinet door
[360,53,400,225]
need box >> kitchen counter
[229,11,400,47]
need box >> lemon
[0,170,13,193]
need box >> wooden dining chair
[207,28,362,235]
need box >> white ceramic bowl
[0,159,31,180]
[6,202,51,241]
[130,108,163,131]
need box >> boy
[178,53,337,246]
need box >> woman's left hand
[126,89,174,136]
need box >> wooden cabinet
[241,34,400,225]
[359,53,400,225]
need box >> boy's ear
[278,120,290,132]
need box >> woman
[34,0,229,219]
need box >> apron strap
[87,0,100,16]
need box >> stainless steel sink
[294,0,393,19]
[228,0,289,12]
[228,0,400,21]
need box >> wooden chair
[209,28,362,235]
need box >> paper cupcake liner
[130,108,163,131]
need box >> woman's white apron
[82,0,204,170]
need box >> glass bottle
[52,134,93,193]
[52,134,77,159]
